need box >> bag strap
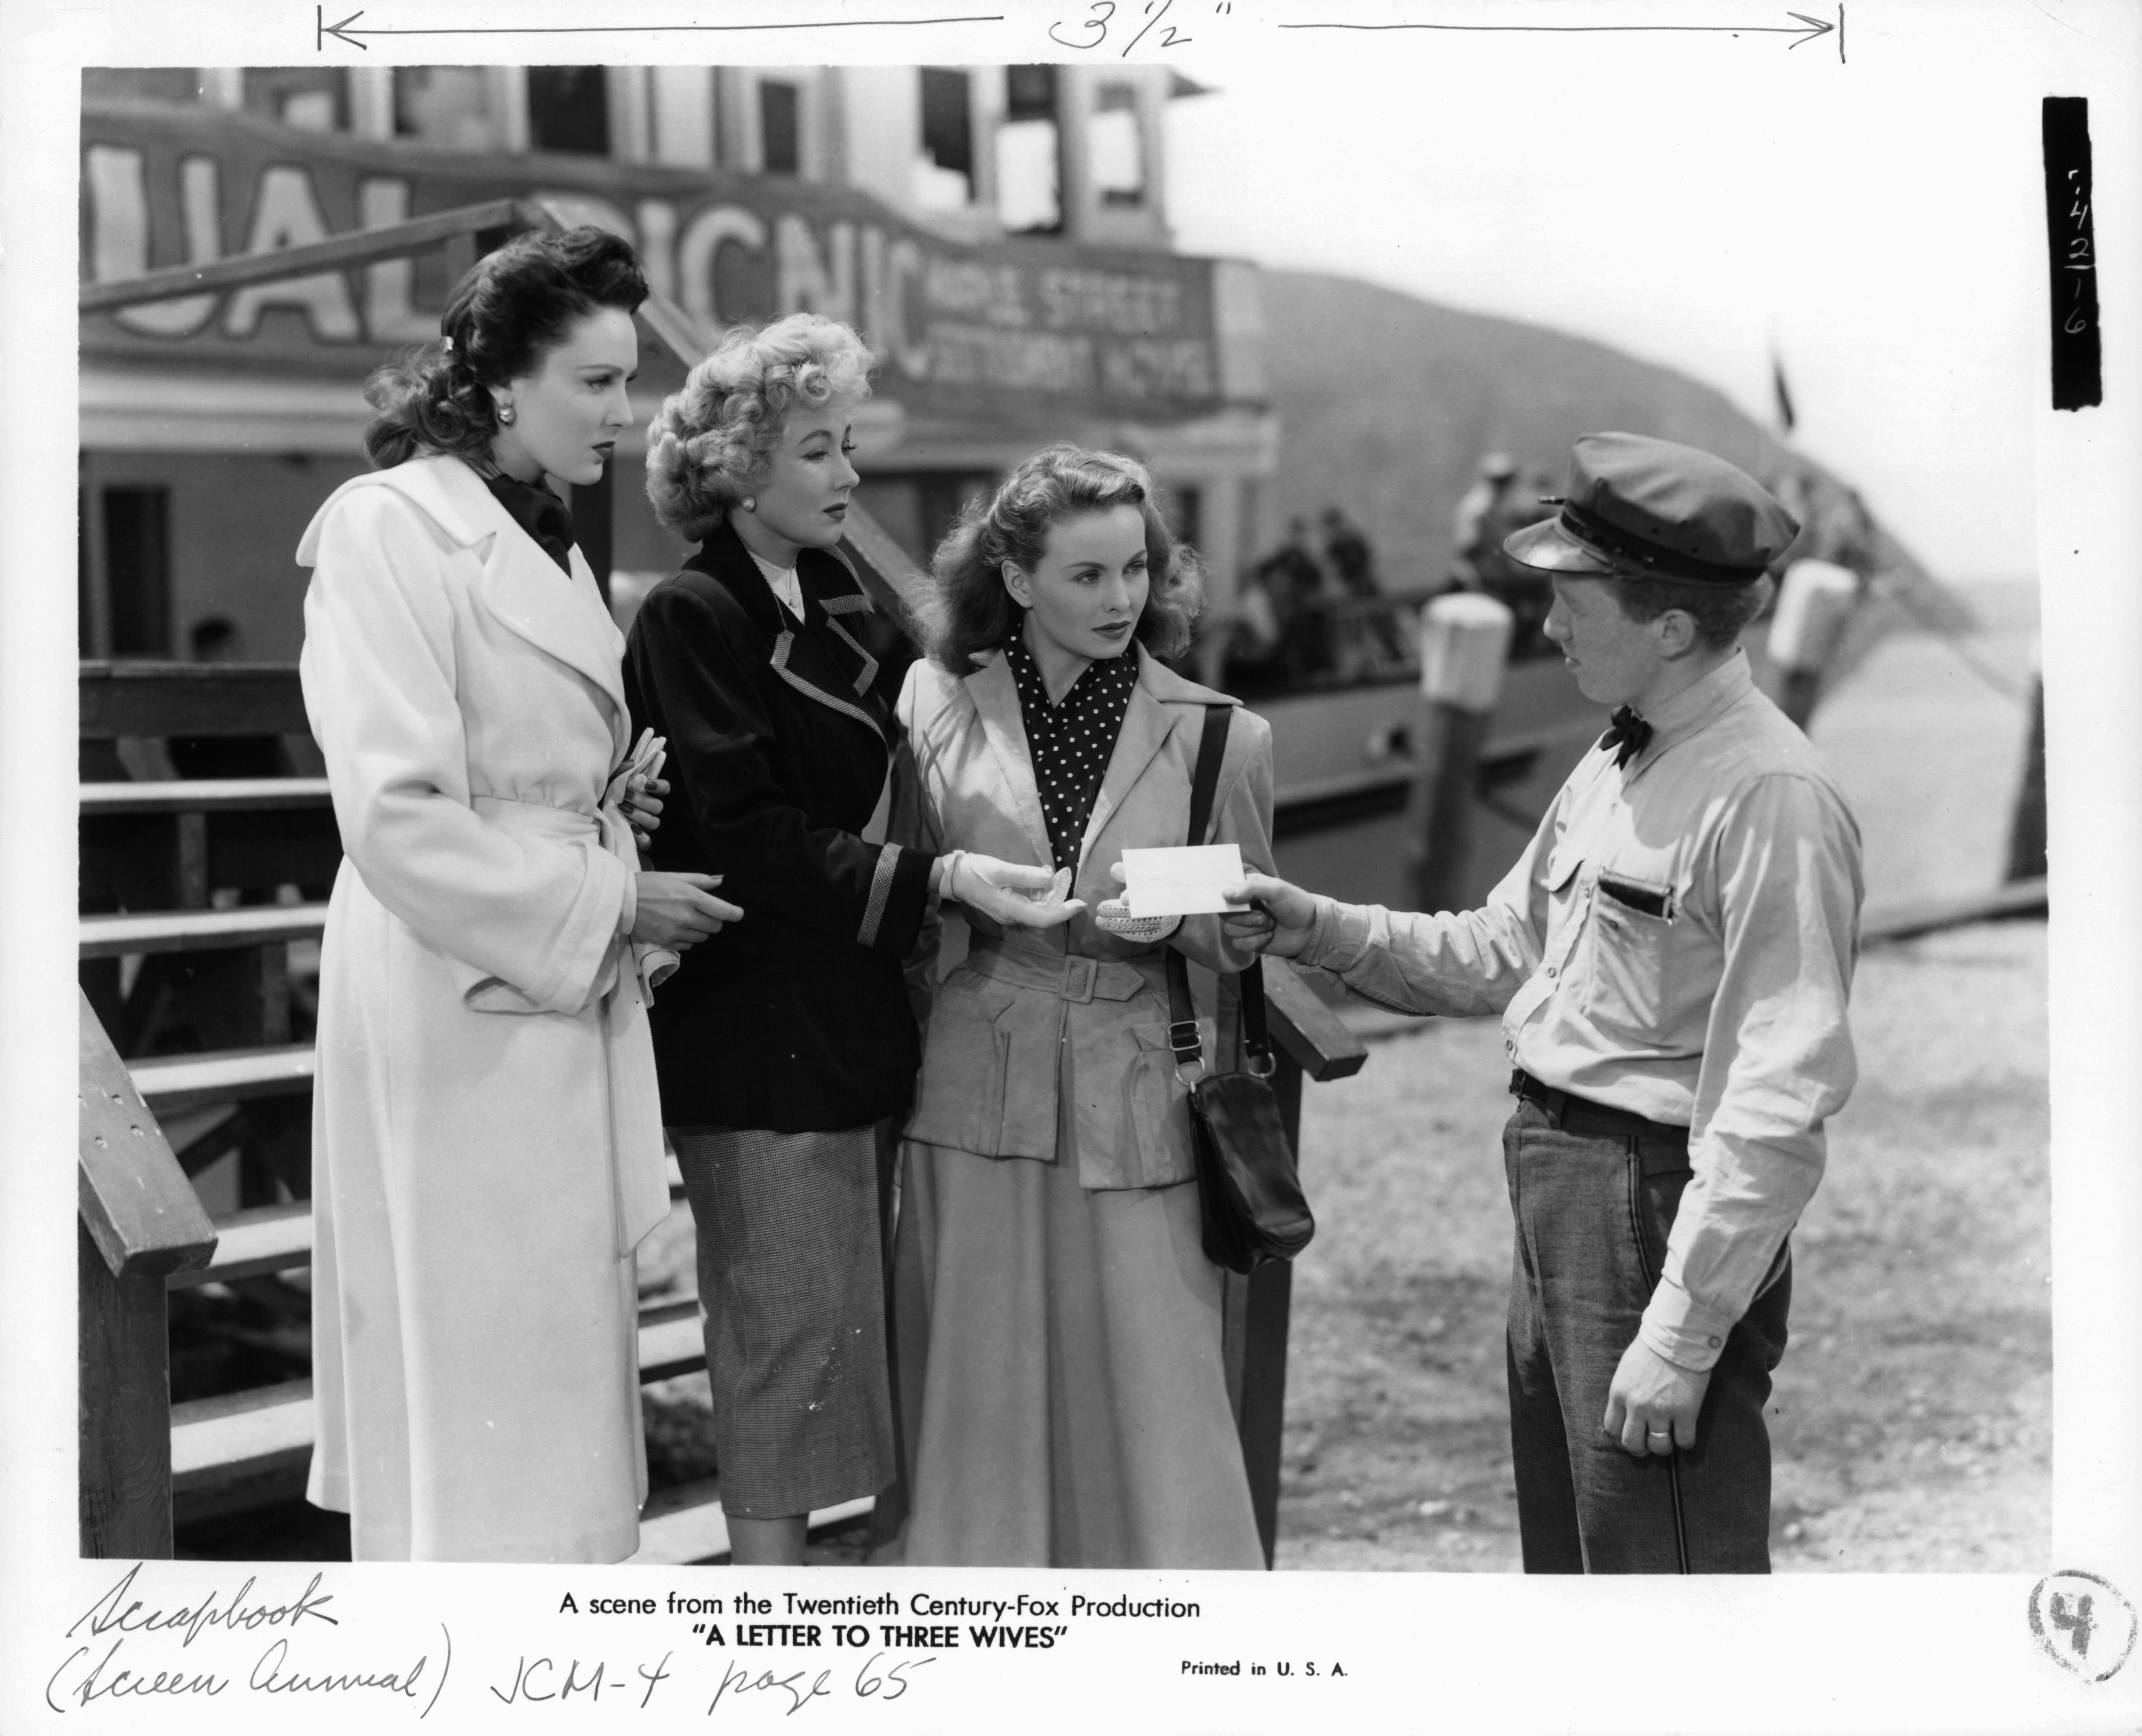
[1166,706,1272,1081]
[1184,703,1233,847]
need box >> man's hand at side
[1602,1338,1712,1456]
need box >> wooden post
[1224,963,1369,1567]
[2005,669,2047,882]
[1766,558,1859,733]
[1404,592,1514,915]
[78,991,217,1557]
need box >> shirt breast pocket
[1584,871,1675,1036]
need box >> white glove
[941,852,1085,930]
[1094,901,1180,944]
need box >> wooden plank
[132,1043,315,1116]
[638,1301,708,1384]
[1264,961,1370,1083]
[78,989,217,1279]
[79,661,312,738]
[80,778,334,815]
[81,903,329,959]
[168,1201,313,1290]
[839,508,935,620]
[79,1221,177,1557]
[175,811,210,910]
[1862,876,2048,946]
[630,1483,875,1567]
[168,1304,709,1505]
[171,1381,313,1494]
[80,197,535,311]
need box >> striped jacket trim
[857,843,901,949]
[823,615,881,698]
[769,629,885,743]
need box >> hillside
[1250,270,1958,638]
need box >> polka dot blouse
[1003,633,1141,876]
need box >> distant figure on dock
[1226,432,1864,1576]
[1321,505,1378,597]
[1322,505,1409,676]
[1453,452,1557,655]
[1255,516,1334,684]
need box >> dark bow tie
[1599,705,1653,768]
[481,471,578,577]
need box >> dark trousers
[1501,1093,1792,1573]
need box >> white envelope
[1119,843,1249,917]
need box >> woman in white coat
[298,228,739,1562]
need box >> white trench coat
[296,454,670,1562]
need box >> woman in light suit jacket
[299,229,738,1562]
[892,444,1275,1569]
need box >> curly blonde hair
[915,444,1206,677]
[644,313,876,540]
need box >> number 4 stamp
[2027,1571,2137,1682]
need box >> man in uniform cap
[1226,432,1863,1572]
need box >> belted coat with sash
[297,454,670,1563]
[898,645,1275,1186]
[621,519,939,1133]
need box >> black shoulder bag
[1165,706,1316,1275]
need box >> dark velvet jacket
[622,519,937,1131]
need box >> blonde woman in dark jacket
[891,444,1274,1568]
[624,315,1075,1566]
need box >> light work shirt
[1298,650,1864,1371]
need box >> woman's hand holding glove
[935,851,1084,930]
[633,871,743,951]
[1094,861,1180,944]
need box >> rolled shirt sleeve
[1638,772,1862,1370]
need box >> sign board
[81,103,1236,425]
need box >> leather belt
[1510,1068,1689,1150]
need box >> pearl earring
[498,403,515,426]
[742,496,756,512]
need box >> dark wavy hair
[915,444,1205,677]
[362,226,649,470]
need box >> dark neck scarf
[1599,705,1653,769]
[1003,632,1141,875]
[480,470,577,576]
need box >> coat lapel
[1078,647,1242,868]
[963,653,1052,866]
[404,459,629,734]
[690,527,888,745]
[1077,647,1175,866]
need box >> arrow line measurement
[1280,6,1842,62]
[318,6,1006,48]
